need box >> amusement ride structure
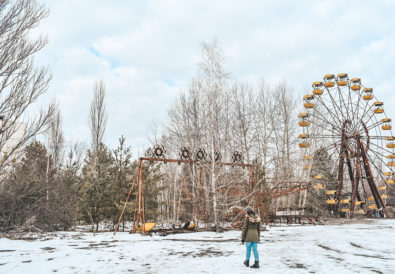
[299,73,394,217]
[113,146,263,235]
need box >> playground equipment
[299,73,394,217]
[113,146,261,235]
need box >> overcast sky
[34,0,395,157]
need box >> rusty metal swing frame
[113,155,270,235]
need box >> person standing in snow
[241,206,261,269]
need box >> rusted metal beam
[359,139,387,217]
[113,166,140,235]
[140,160,146,235]
[132,161,143,233]
[271,185,310,199]
[335,121,348,209]
[350,140,361,218]
[138,157,253,168]
[335,150,345,206]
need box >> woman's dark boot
[250,261,259,268]
[243,260,249,267]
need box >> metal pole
[113,167,140,235]
[132,161,143,233]
[350,140,361,218]
[141,161,146,235]
[359,139,387,217]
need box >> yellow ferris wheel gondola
[373,102,384,114]
[298,133,310,148]
[350,78,361,90]
[386,137,395,148]
[303,94,315,108]
[336,73,348,86]
[363,88,373,100]
[313,174,323,180]
[324,74,335,88]
[313,183,325,189]
[312,81,324,95]
[381,118,392,130]
[312,174,325,189]
[298,112,310,127]
[384,171,394,184]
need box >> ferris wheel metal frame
[298,73,393,218]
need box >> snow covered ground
[1,219,394,273]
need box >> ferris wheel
[298,73,394,217]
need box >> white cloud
[32,0,395,156]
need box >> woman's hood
[247,214,260,223]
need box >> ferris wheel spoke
[349,105,370,135]
[351,103,369,133]
[327,88,347,123]
[364,149,387,184]
[327,145,342,171]
[337,86,352,123]
[352,88,365,125]
[361,106,379,128]
[346,87,353,121]
[367,141,395,158]
[358,94,371,121]
[355,101,376,133]
[315,95,343,130]
[366,146,388,163]
[346,87,360,125]
[366,120,385,131]
[309,112,342,135]
[308,134,342,138]
[308,119,341,136]
[364,135,393,139]
[353,87,363,122]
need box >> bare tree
[89,79,107,151]
[0,0,55,169]
[48,109,64,166]
[198,39,231,229]
[269,82,299,210]
[165,80,205,221]
[230,82,256,164]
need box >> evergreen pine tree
[111,136,135,230]
[309,147,337,215]
[80,143,114,231]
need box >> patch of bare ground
[167,248,233,257]
[41,247,56,251]
[326,254,344,262]
[1,232,56,241]
[317,244,343,254]
[320,217,376,225]
[352,253,394,261]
